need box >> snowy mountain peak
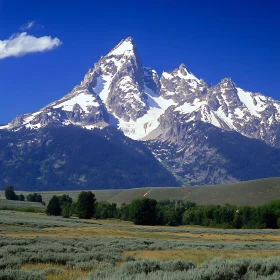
[178,63,190,74]
[108,37,136,57]
[219,77,236,89]
[2,38,280,188]
[177,64,199,82]
[1,38,280,149]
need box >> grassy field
[122,249,280,264]
[1,177,280,206]
[1,178,280,278]
[0,210,280,279]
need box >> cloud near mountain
[0,32,62,59]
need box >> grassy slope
[1,177,280,206]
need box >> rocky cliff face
[146,76,280,148]
[146,120,280,185]
[1,37,280,186]
[160,64,207,103]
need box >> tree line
[45,192,280,229]
[46,191,96,219]
[4,186,43,203]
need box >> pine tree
[130,198,157,225]
[18,194,25,201]
[76,191,96,219]
[46,195,61,216]
[5,186,18,200]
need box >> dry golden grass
[1,213,279,279]
[123,249,280,264]
[22,263,91,280]
[3,222,280,244]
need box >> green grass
[0,189,123,205]
[107,177,280,206]
[0,198,45,208]
[2,177,279,206]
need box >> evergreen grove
[46,193,280,229]
[4,186,42,203]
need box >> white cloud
[20,21,35,31]
[0,32,62,59]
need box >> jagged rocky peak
[77,37,149,122]
[109,37,136,56]
[219,77,237,90]
[82,37,141,90]
[178,63,194,78]
[161,63,200,82]
[160,63,206,103]
[208,77,240,107]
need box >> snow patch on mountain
[237,88,262,117]
[177,68,200,83]
[0,124,10,130]
[175,99,206,114]
[53,91,99,112]
[162,72,173,79]
[109,39,134,56]
[92,74,113,103]
[117,85,176,139]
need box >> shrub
[26,193,42,203]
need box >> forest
[43,190,280,229]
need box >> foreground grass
[21,263,91,280]
[123,249,280,264]
[1,210,280,279]
[1,212,280,243]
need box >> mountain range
[1,37,280,190]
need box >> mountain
[1,38,173,140]
[146,121,280,185]
[0,126,177,191]
[1,37,280,188]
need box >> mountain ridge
[2,37,280,147]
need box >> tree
[76,191,96,219]
[27,193,43,203]
[70,202,77,216]
[119,203,130,220]
[59,194,72,207]
[61,204,72,218]
[232,211,243,229]
[18,194,25,201]
[94,201,118,219]
[46,195,61,216]
[129,198,157,225]
[59,195,73,218]
[5,186,18,200]
[34,193,43,203]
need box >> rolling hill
[1,177,280,207]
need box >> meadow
[1,177,280,206]
[0,210,280,280]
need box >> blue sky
[0,0,279,124]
